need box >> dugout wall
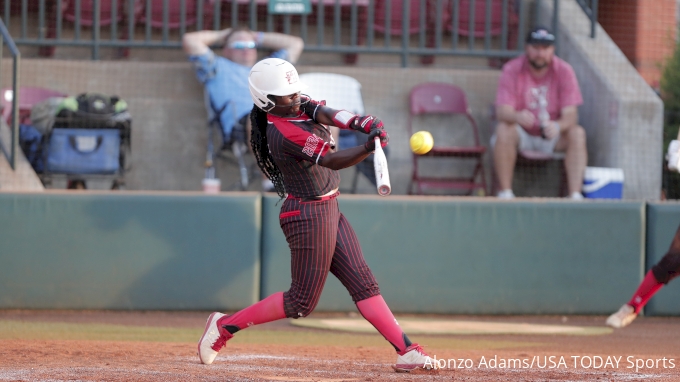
[0,192,662,315]
[0,192,261,311]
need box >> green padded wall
[261,195,644,314]
[645,203,680,316]
[0,192,261,310]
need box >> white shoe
[569,192,584,200]
[605,304,638,329]
[393,344,437,373]
[497,189,515,199]
[667,140,680,172]
[197,312,232,365]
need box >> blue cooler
[46,128,120,174]
[582,167,624,199]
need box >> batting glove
[330,111,384,134]
[352,115,384,134]
[364,129,389,152]
[300,96,326,122]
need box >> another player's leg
[331,213,436,372]
[607,223,680,328]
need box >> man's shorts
[490,124,560,154]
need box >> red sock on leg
[628,270,664,313]
[356,295,408,353]
[218,292,286,333]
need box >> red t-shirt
[495,55,583,136]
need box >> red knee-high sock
[628,271,664,313]
[217,292,286,334]
[356,295,410,353]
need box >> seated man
[492,26,587,199]
[182,27,303,190]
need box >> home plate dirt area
[0,310,678,381]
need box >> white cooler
[582,167,624,199]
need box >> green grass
[0,320,545,351]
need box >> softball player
[197,58,435,373]
[607,223,680,328]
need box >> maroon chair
[374,0,433,64]
[136,0,215,29]
[41,0,143,57]
[408,82,487,195]
[443,0,519,46]
[374,0,424,36]
[0,87,68,125]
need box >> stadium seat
[374,0,433,64]
[40,0,143,57]
[135,0,216,29]
[441,0,519,67]
[0,87,68,126]
[408,82,487,195]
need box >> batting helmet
[249,58,308,112]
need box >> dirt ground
[0,310,679,381]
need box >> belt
[287,190,340,202]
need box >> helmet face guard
[249,58,308,112]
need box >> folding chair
[408,82,487,195]
[299,72,369,193]
[0,87,68,125]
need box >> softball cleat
[197,312,232,365]
[393,343,438,373]
[606,304,638,329]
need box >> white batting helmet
[249,58,308,112]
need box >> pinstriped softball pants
[279,195,381,318]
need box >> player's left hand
[364,128,389,151]
[352,115,383,134]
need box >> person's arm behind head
[259,32,304,64]
[182,29,231,56]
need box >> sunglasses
[229,41,257,50]
[530,30,555,42]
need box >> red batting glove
[352,115,384,133]
[331,111,384,134]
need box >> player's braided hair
[250,105,286,198]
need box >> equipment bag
[45,128,121,174]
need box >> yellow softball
[410,131,434,155]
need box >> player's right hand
[351,115,384,134]
[364,128,389,151]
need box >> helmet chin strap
[267,95,311,117]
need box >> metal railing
[574,0,597,38]
[1,0,561,66]
[0,17,20,170]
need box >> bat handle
[374,136,380,149]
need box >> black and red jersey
[267,112,340,198]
